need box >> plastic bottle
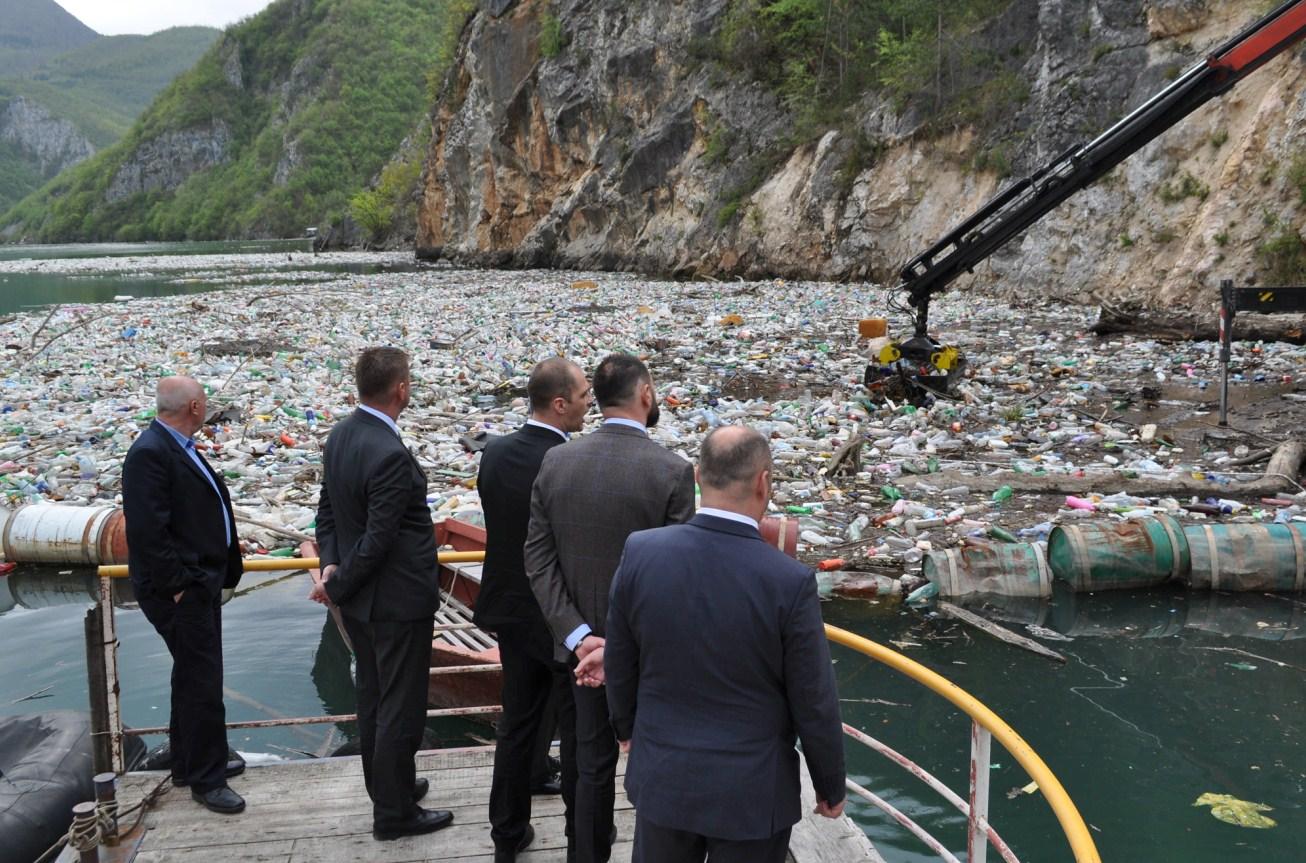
[991,485,1013,505]
[76,453,98,481]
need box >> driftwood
[900,439,1306,499]
[938,602,1067,663]
[1092,304,1306,344]
[823,423,863,476]
[233,512,314,543]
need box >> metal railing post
[98,576,124,774]
[968,721,992,863]
[83,607,112,777]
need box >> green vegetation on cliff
[719,0,1020,132]
[4,0,459,243]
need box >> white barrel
[2,504,119,565]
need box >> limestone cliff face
[105,123,233,203]
[417,0,1306,308]
[0,96,95,176]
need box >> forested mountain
[2,0,466,243]
[0,9,218,214]
[0,0,97,74]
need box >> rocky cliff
[417,0,1306,308]
[0,96,95,177]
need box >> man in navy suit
[123,376,245,814]
[586,425,846,862]
[477,357,591,862]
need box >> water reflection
[954,585,1305,641]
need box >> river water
[0,243,1301,861]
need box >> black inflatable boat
[0,711,142,863]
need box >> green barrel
[1184,522,1306,592]
[1047,515,1189,591]
[922,542,1052,598]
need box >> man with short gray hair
[123,376,245,814]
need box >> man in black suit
[123,376,246,815]
[477,357,591,862]
[310,347,454,841]
[526,354,696,863]
[588,425,846,863]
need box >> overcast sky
[56,1,277,35]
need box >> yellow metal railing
[825,623,1101,863]
[95,550,485,578]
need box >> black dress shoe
[530,774,563,795]
[172,756,246,787]
[191,785,245,815]
[373,807,454,841]
[494,823,535,862]
[413,777,429,802]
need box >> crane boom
[895,0,1306,339]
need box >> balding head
[697,425,773,521]
[156,376,207,435]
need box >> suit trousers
[573,679,619,863]
[489,619,577,852]
[632,816,792,863]
[137,586,228,794]
[342,614,434,826]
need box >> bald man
[123,376,246,814]
[595,425,845,863]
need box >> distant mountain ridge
[0,8,219,213]
[2,0,458,244]
[0,0,97,74]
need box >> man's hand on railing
[308,564,336,606]
[815,798,845,819]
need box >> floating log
[938,601,1066,663]
[1091,304,1306,344]
[900,440,1306,499]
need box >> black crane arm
[896,0,1306,338]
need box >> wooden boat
[306,515,797,718]
[301,518,503,719]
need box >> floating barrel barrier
[760,515,798,558]
[0,504,129,566]
[922,541,1052,598]
[1184,522,1306,592]
[1047,516,1189,591]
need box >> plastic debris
[1193,793,1277,829]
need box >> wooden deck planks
[106,746,876,862]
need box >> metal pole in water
[97,576,124,774]
[83,609,111,776]
[1219,279,1235,426]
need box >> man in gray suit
[526,353,695,863]
[589,425,845,862]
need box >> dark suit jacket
[605,513,846,841]
[315,409,439,622]
[474,423,567,631]
[122,420,242,598]
[525,423,695,660]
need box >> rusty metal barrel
[923,542,1052,598]
[1047,516,1189,591]
[0,505,130,565]
[1184,522,1306,592]
[760,515,799,558]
